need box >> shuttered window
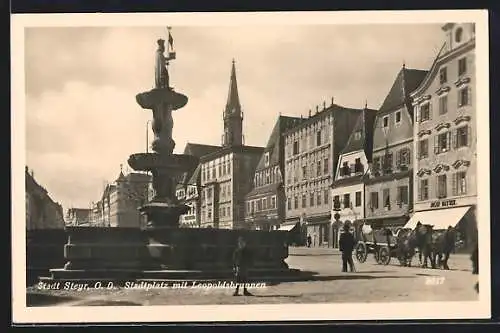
[437,175,447,198]
[419,179,429,201]
[452,171,467,196]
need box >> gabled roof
[187,163,201,186]
[183,142,221,158]
[378,66,428,117]
[254,115,302,171]
[177,142,222,189]
[340,108,378,162]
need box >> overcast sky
[25,24,445,211]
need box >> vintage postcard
[12,10,490,323]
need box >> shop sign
[430,199,456,208]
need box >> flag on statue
[168,28,174,49]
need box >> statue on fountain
[128,28,195,228]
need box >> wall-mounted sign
[430,199,456,208]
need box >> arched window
[455,27,463,43]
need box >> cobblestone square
[27,247,478,306]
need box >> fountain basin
[128,153,198,172]
[136,88,188,110]
[47,226,307,282]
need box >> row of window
[417,125,470,159]
[333,191,363,209]
[287,189,330,210]
[369,186,409,210]
[287,158,329,184]
[289,128,330,156]
[418,87,472,123]
[201,160,232,182]
[219,206,232,218]
[418,171,467,201]
[254,166,281,188]
[339,158,364,177]
[372,148,411,175]
[246,195,277,214]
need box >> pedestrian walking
[307,235,312,248]
[339,223,356,272]
[232,236,253,296]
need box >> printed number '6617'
[425,276,445,285]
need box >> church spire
[225,58,241,113]
[222,59,244,147]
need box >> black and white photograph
[12,10,490,323]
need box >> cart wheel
[355,242,367,263]
[379,246,391,265]
[374,247,381,264]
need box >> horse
[410,223,435,268]
[430,226,456,270]
[395,228,416,266]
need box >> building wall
[365,103,414,223]
[331,183,365,222]
[284,113,333,221]
[232,152,262,229]
[365,175,412,219]
[413,24,476,213]
[180,184,199,227]
[284,108,361,226]
[25,171,65,230]
[200,152,233,228]
[245,190,279,230]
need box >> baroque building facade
[330,107,377,246]
[244,115,303,231]
[364,65,427,228]
[283,101,364,247]
[408,22,476,250]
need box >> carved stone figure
[155,39,169,89]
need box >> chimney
[31,170,34,178]
[323,101,326,110]
[316,105,319,114]
[331,97,334,106]
[308,109,312,118]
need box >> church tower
[222,59,244,147]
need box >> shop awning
[404,206,471,230]
[278,224,297,231]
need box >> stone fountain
[46,30,309,283]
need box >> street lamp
[146,119,152,153]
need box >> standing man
[307,235,312,248]
[232,236,253,296]
[339,222,356,272]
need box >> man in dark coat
[339,223,356,272]
[232,236,253,296]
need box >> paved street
[27,247,478,306]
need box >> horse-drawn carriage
[354,220,459,269]
[354,223,404,266]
